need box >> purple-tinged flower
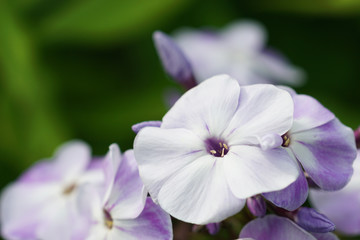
[134,74,299,224]
[294,207,335,233]
[239,215,339,240]
[84,144,172,240]
[153,31,197,90]
[171,20,305,86]
[310,150,360,236]
[246,195,266,217]
[1,141,104,240]
[263,92,357,211]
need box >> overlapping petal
[102,144,122,205]
[52,141,91,184]
[291,95,334,133]
[263,157,308,211]
[225,84,293,145]
[291,118,357,190]
[109,198,172,240]
[157,154,245,224]
[134,127,205,202]
[105,150,147,220]
[224,146,299,199]
[162,75,240,138]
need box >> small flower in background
[239,214,339,240]
[310,147,360,236]
[154,20,305,88]
[134,74,300,224]
[263,89,357,211]
[85,144,172,240]
[0,141,104,240]
[0,142,173,240]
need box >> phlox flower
[239,215,339,240]
[310,149,360,236]
[172,20,305,86]
[134,74,299,224]
[84,144,173,240]
[1,141,104,240]
[263,89,357,211]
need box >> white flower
[134,74,299,224]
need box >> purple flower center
[103,209,113,229]
[281,133,290,147]
[205,138,229,157]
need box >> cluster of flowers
[1,142,173,239]
[1,21,359,240]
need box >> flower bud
[294,207,335,233]
[153,31,197,90]
[247,196,266,217]
[206,222,220,235]
[355,126,360,148]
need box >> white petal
[221,20,266,51]
[105,150,147,220]
[256,52,305,86]
[224,146,299,199]
[86,225,108,240]
[224,84,293,145]
[109,198,172,240]
[174,30,229,82]
[102,144,122,204]
[161,75,240,138]
[157,155,245,224]
[53,140,91,183]
[134,127,206,203]
[1,183,59,239]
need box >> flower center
[104,209,113,229]
[62,183,76,195]
[281,133,291,147]
[205,138,229,157]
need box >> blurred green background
[0,0,360,239]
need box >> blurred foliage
[250,0,360,15]
[0,0,360,239]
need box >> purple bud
[206,222,220,235]
[294,207,335,233]
[131,121,162,133]
[247,195,266,217]
[153,31,197,90]
[355,126,360,148]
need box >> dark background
[0,0,359,239]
